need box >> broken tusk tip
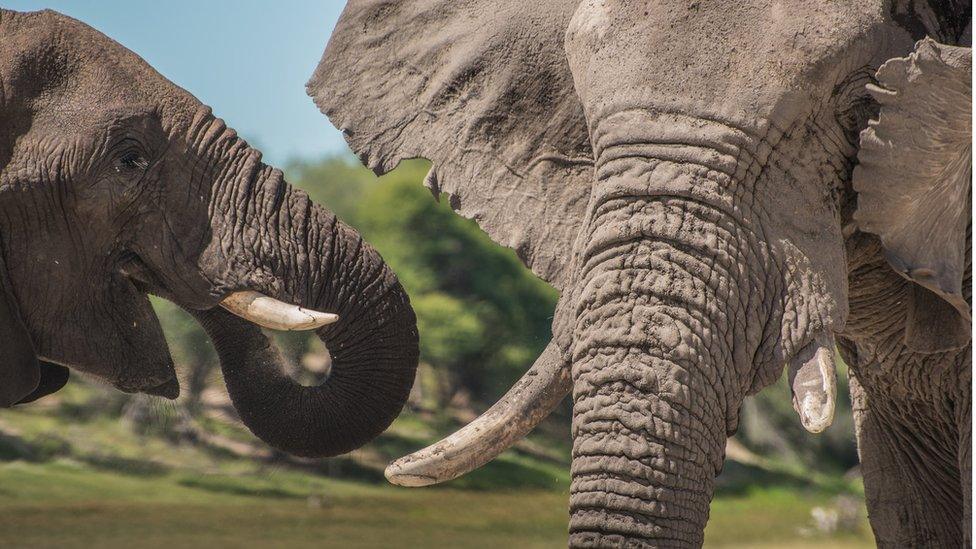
[385,463,436,487]
[315,311,340,322]
[802,419,832,434]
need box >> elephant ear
[308,0,591,289]
[853,38,972,352]
[0,250,41,407]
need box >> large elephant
[311,1,971,546]
[0,9,419,459]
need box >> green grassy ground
[0,383,875,548]
[0,460,874,548]
[0,460,564,548]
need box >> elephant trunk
[192,143,419,458]
[568,117,765,546]
[570,331,726,546]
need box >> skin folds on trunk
[567,130,772,546]
[192,156,419,458]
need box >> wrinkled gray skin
[0,10,419,459]
[313,1,971,546]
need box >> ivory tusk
[788,335,837,434]
[220,291,338,331]
[385,340,571,487]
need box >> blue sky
[5,1,350,165]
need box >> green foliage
[284,155,378,223]
[411,293,486,377]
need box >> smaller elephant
[0,9,419,458]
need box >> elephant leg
[849,374,965,547]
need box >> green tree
[285,154,377,224]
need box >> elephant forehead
[565,0,895,123]
[3,10,198,128]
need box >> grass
[0,460,873,549]
[0,382,875,548]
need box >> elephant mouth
[111,250,339,400]
[144,378,181,399]
[114,375,181,399]
[117,251,339,337]
[117,251,171,297]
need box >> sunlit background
[0,3,875,548]
[4,0,348,164]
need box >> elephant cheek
[34,276,176,395]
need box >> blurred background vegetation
[0,156,872,548]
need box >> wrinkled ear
[853,38,972,351]
[0,251,41,407]
[309,0,591,290]
[904,283,970,353]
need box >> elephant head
[0,9,419,458]
[312,0,970,545]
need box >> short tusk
[788,334,837,434]
[385,340,571,487]
[220,291,338,331]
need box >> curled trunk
[195,162,419,458]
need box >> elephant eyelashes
[115,150,149,173]
[832,70,880,142]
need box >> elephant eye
[115,150,149,173]
[832,69,879,145]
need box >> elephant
[310,1,971,547]
[0,9,419,459]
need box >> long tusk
[220,291,338,331]
[385,340,571,487]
